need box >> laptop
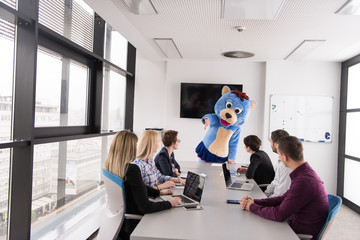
[222,163,254,191]
[161,171,205,207]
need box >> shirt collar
[289,161,309,180]
[144,158,153,164]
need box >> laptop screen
[222,163,232,185]
[183,171,205,203]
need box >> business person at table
[240,136,328,239]
[104,130,182,239]
[236,135,275,191]
[265,129,291,197]
[155,130,182,177]
[134,130,186,190]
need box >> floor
[326,204,360,240]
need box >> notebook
[161,171,205,207]
[222,163,254,191]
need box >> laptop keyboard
[177,195,194,203]
[230,182,243,188]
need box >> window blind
[38,0,94,52]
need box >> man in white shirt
[264,130,291,197]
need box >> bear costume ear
[251,101,256,110]
[222,86,231,95]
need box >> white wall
[162,60,266,162]
[133,57,341,194]
[263,61,341,194]
[133,53,167,137]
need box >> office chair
[97,169,142,240]
[298,194,342,240]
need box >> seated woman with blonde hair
[134,130,185,190]
[105,130,181,239]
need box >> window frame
[338,53,360,214]
[0,0,137,239]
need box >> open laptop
[222,163,254,191]
[161,171,205,207]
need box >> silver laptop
[161,171,205,207]
[222,163,254,191]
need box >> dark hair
[271,129,289,143]
[162,130,178,147]
[243,135,261,151]
[277,136,303,161]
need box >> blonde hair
[104,130,138,179]
[137,130,158,160]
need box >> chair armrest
[297,233,313,240]
[258,184,270,188]
[125,214,143,220]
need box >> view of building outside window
[0,149,9,240]
[102,69,127,132]
[30,135,114,238]
[0,17,15,240]
[35,48,88,127]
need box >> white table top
[131,161,299,240]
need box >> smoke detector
[221,51,254,59]
[234,26,246,32]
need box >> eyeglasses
[176,139,181,143]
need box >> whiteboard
[269,95,333,143]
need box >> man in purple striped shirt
[240,136,328,239]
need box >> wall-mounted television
[180,83,243,119]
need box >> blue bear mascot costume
[196,86,255,163]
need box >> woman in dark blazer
[237,135,275,191]
[155,130,182,177]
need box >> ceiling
[85,0,360,62]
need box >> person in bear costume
[196,86,255,163]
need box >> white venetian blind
[38,0,94,52]
[0,0,16,9]
[0,18,15,41]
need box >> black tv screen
[180,83,243,119]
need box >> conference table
[131,161,299,240]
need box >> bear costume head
[214,86,255,127]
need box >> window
[347,64,360,109]
[35,47,89,127]
[101,69,127,132]
[0,1,135,238]
[0,18,15,141]
[0,0,16,9]
[104,23,128,70]
[0,17,14,239]
[339,59,360,213]
[31,136,109,238]
[344,158,360,206]
[38,0,94,52]
[0,148,10,240]
[345,112,360,158]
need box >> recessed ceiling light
[336,0,360,15]
[154,38,182,58]
[221,0,285,19]
[222,51,255,58]
[284,40,326,60]
[122,0,158,15]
